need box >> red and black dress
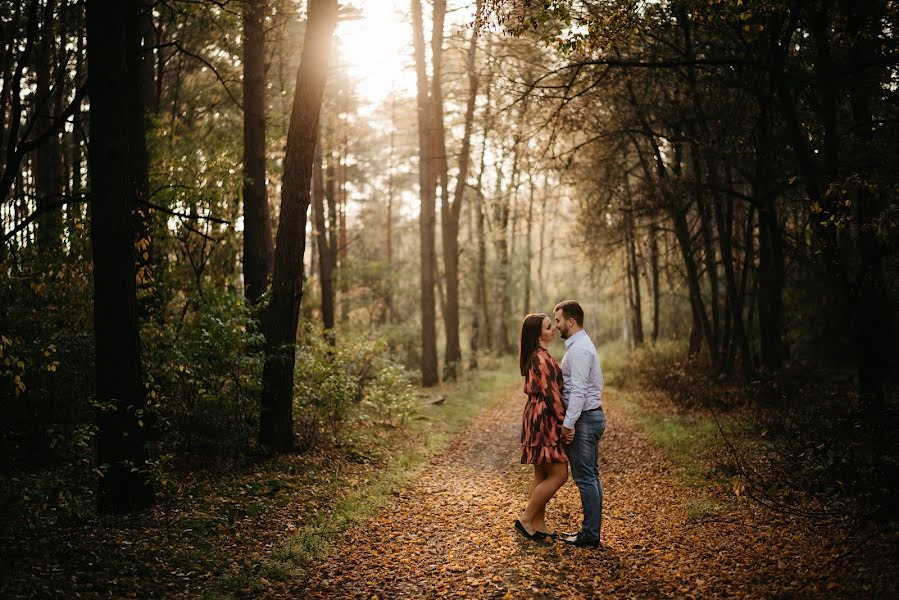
[521,347,568,465]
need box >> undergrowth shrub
[143,290,264,454]
[292,326,418,452]
[605,340,740,407]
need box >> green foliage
[143,290,264,453]
[0,249,98,525]
[292,327,418,451]
[361,361,417,427]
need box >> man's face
[554,309,571,339]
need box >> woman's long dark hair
[519,313,548,376]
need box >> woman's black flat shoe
[514,520,537,540]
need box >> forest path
[295,384,871,599]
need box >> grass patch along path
[296,385,896,599]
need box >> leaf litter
[296,387,898,599]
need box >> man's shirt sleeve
[563,347,591,429]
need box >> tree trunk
[338,95,349,325]
[439,0,480,379]
[754,93,786,375]
[384,93,396,323]
[523,171,534,312]
[649,223,660,342]
[260,0,337,452]
[492,157,513,354]
[241,0,275,304]
[623,174,644,346]
[34,0,64,253]
[312,134,335,333]
[472,66,493,361]
[412,0,438,386]
[87,0,153,513]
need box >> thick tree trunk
[260,0,337,452]
[431,0,461,380]
[241,0,275,304]
[843,0,893,414]
[87,0,153,513]
[439,0,480,379]
[412,0,438,386]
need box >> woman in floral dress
[514,313,568,540]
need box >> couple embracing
[515,300,605,549]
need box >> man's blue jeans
[569,408,606,541]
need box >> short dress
[521,347,568,465]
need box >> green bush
[361,361,417,427]
[292,327,418,451]
[142,290,264,454]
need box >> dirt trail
[296,385,892,599]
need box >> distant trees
[492,0,897,405]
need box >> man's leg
[569,411,605,541]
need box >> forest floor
[294,385,898,599]
[3,363,897,598]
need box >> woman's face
[540,317,555,344]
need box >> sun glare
[334,0,417,108]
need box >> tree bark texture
[86,0,153,514]
[260,0,337,452]
[411,0,438,386]
[440,0,480,379]
[241,0,275,304]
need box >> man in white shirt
[553,300,606,548]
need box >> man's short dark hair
[554,300,584,327]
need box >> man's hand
[561,426,575,444]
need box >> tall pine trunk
[441,0,480,378]
[241,0,274,303]
[411,0,438,386]
[260,0,337,452]
[87,0,153,513]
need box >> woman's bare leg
[519,462,568,535]
[533,466,549,533]
[519,465,549,533]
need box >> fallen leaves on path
[297,387,898,599]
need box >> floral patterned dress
[521,347,568,464]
